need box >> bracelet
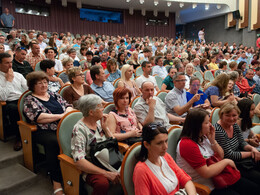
[211,141,217,146]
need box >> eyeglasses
[175,79,187,82]
[148,122,163,130]
[36,81,48,85]
[191,84,200,87]
[75,73,84,77]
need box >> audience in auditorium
[161,67,177,92]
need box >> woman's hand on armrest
[184,180,197,195]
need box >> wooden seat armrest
[256,134,260,140]
[58,154,82,174]
[118,142,130,154]
[17,120,37,131]
[193,182,211,195]
[252,123,260,127]
[0,101,6,106]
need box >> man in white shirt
[152,56,168,79]
[37,33,47,51]
[0,35,10,51]
[0,53,28,150]
[135,61,159,95]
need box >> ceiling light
[205,4,209,10]
[142,8,146,16]
[167,2,171,7]
[154,1,158,6]
[179,3,184,8]
[126,0,131,2]
[216,5,221,9]
[140,0,144,4]
[192,3,197,9]
[154,10,158,17]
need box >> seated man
[133,81,184,129]
[135,61,159,95]
[245,69,260,94]
[165,72,201,118]
[0,53,28,150]
[90,65,114,102]
[25,43,45,70]
[12,47,33,78]
[152,56,167,79]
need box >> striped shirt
[214,123,248,161]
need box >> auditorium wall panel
[2,0,175,38]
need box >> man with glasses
[134,81,185,129]
[12,47,33,78]
[165,72,201,118]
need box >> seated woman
[199,58,209,73]
[24,71,73,195]
[176,108,259,195]
[237,99,259,147]
[237,61,247,76]
[60,56,74,84]
[117,52,126,69]
[186,77,210,111]
[106,88,142,143]
[133,123,197,195]
[161,67,177,92]
[62,67,94,106]
[204,73,235,107]
[184,63,195,89]
[128,51,140,70]
[40,59,64,93]
[45,47,63,74]
[235,69,254,96]
[215,102,260,186]
[104,58,121,83]
[118,64,141,99]
[71,94,120,195]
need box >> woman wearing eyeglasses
[186,76,210,111]
[63,67,94,107]
[133,123,197,195]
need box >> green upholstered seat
[204,70,214,82]
[210,108,220,125]
[194,71,204,84]
[155,75,163,90]
[156,91,167,103]
[103,103,115,114]
[167,128,182,160]
[135,66,143,77]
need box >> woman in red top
[176,108,259,195]
[235,69,254,94]
[133,123,196,195]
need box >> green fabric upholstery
[157,91,167,103]
[135,66,143,77]
[113,79,120,88]
[58,111,83,157]
[19,90,32,122]
[155,75,163,90]
[252,125,260,134]
[204,71,214,82]
[103,104,115,114]
[252,114,260,124]
[210,108,220,125]
[165,65,171,72]
[122,144,141,195]
[59,85,70,97]
[131,97,140,109]
[253,94,260,107]
[214,70,221,77]
[167,128,182,160]
[34,62,42,71]
[194,71,204,84]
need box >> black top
[12,58,33,78]
[37,95,64,114]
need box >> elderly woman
[44,47,63,74]
[106,88,142,143]
[59,56,74,84]
[63,67,94,106]
[133,123,197,195]
[40,59,64,93]
[184,63,195,89]
[104,58,121,83]
[71,94,120,195]
[117,64,141,99]
[24,71,73,195]
[215,102,260,186]
[204,73,235,107]
[161,67,177,92]
[20,33,30,49]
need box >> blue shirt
[204,86,221,107]
[104,69,121,83]
[91,81,115,102]
[237,57,248,65]
[1,13,14,27]
[186,90,208,107]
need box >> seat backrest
[165,65,171,72]
[18,90,32,122]
[135,66,143,77]
[156,91,167,103]
[103,103,115,114]
[252,114,260,124]
[130,96,140,109]
[155,75,163,90]
[58,84,71,97]
[34,62,42,71]
[57,111,83,156]
[120,143,141,195]
[113,78,121,88]
[253,94,260,106]
[167,128,182,160]
[193,71,204,84]
[204,71,214,82]
[214,70,221,77]
[210,107,220,125]
[57,71,66,79]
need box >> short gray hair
[77,94,103,117]
[172,72,185,82]
[228,71,239,81]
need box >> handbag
[206,155,241,189]
[235,158,257,170]
[89,137,123,172]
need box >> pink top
[133,153,191,195]
[109,107,138,133]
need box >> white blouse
[145,156,178,193]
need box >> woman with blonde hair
[204,73,235,107]
[117,64,141,99]
[129,51,140,69]
[184,63,195,89]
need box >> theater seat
[0,101,6,141]
[156,90,168,103]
